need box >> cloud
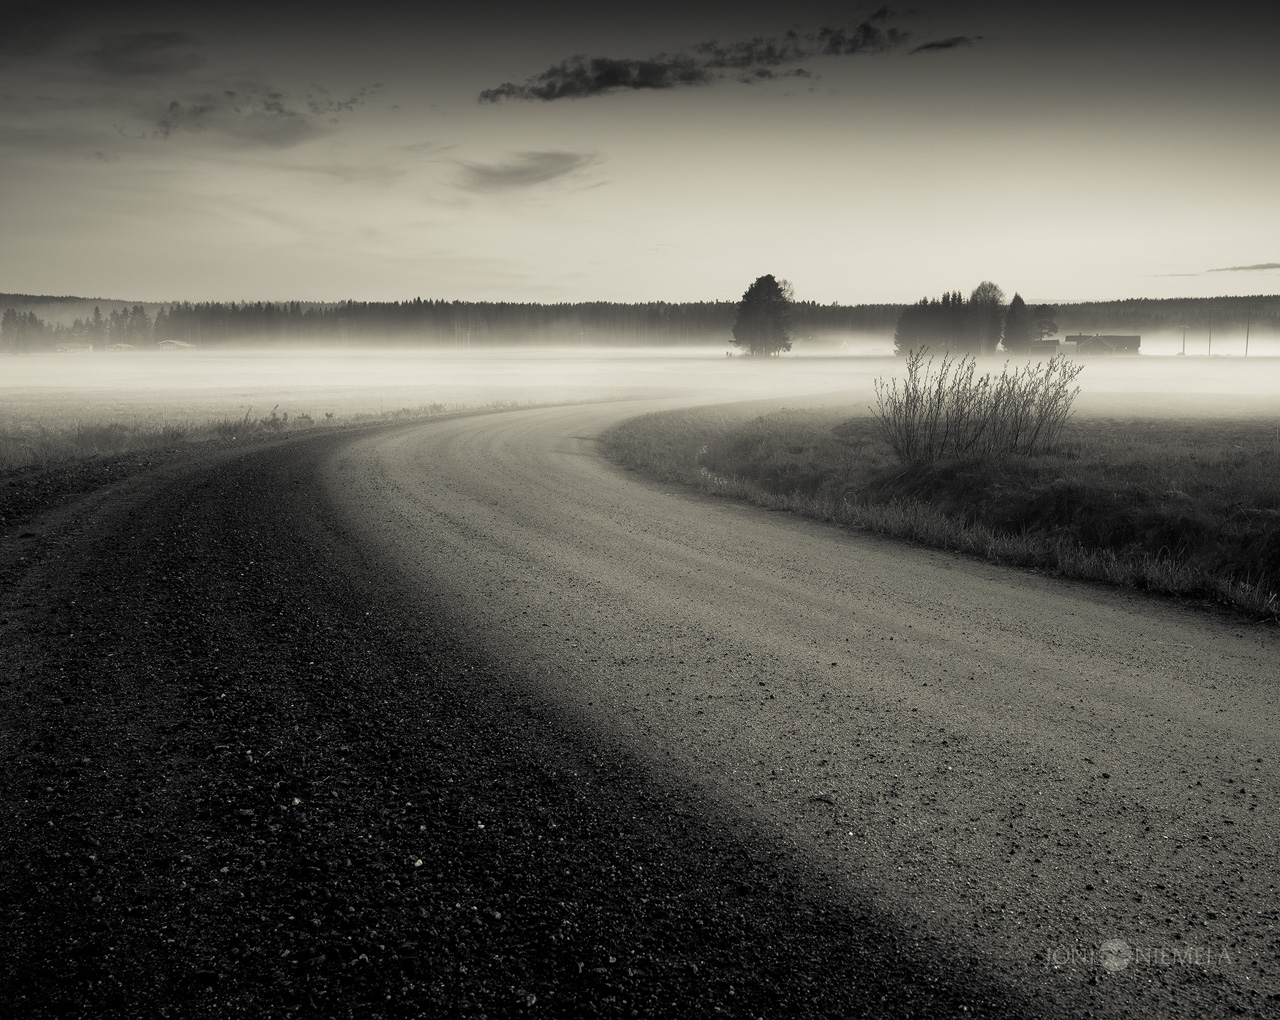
[1207,262,1280,273]
[157,90,318,147]
[480,56,712,103]
[305,83,382,117]
[816,9,907,57]
[479,10,909,103]
[692,32,807,70]
[909,36,983,55]
[396,140,453,156]
[0,2,66,58]
[80,32,206,77]
[153,82,379,148]
[735,67,813,84]
[456,151,596,191]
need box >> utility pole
[1207,304,1213,356]
[1245,300,1252,357]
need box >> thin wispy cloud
[478,8,909,103]
[305,83,382,118]
[1208,262,1280,273]
[157,89,318,148]
[457,151,596,191]
[80,32,207,78]
[153,82,379,149]
[909,36,984,55]
[396,140,453,156]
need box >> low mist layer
[5,347,1280,430]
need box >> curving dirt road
[327,400,1280,1019]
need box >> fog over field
[5,347,1279,433]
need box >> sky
[2,0,1278,306]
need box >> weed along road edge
[327,399,1280,1020]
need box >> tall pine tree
[1001,293,1032,353]
[731,275,793,356]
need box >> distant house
[1066,334,1140,355]
[157,339,197,351]
[55,343,94,353]
[1028,339,1061,355]
[106,343,137,352]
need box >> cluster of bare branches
[873,347,1083,462]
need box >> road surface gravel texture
[1,400,1276,1019]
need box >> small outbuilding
[157,339,197,351]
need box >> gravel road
[327,401,1280,1019]
[2,402,1277,1018]
[0,417,1021,1019]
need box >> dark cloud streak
[457,151,596,191]
[480,56,710,103]
[1208,262,1280,273]
[479,9,911,103]
[909,36,984,55]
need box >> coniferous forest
[1,292,1277,352]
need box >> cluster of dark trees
[0,309,53,352]
[0,304,155,351]
[892,283,1058,355]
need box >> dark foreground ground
[0,425,1029,1019]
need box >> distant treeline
[1,293,1277,352]
[1059,296,1280,335]
[0,297,900,350]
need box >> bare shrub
[872,347,1083,463]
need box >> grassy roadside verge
[0,401,517,533]
[0,401,507,472]
[601,405,1280,621]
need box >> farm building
[54,343,93,353]
[1066,334,1141,355]
[106,343,137,351]
[157,339,197,351]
